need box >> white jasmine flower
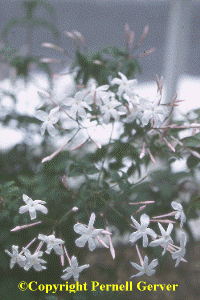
[111,72,137,98]
[35,107,59,136]
[5,245,26,269]
[130,255,158,277]
[61,256,89,281]
[140,97,168,127]
[19,194,48,220]
[38,234,65,255]
[172,232,187,267]
[129,214,157,247]
[149,222,174,255]
[171,201,186,228]
[63,91,91,119]
[100,96,121,124]
[124,102,143,123]
[74,213,103,251]
[85,83,110,105]
[23,248,47,271]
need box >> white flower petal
[142,233,148,247]
[23,194,31,204]
[40,122,47,135]
[61,272,73,281]
[88,213,96,229]
[29,209,37,220]
[131,216,141,229]
[19,205,29,214]
[35,110,48,121]
[140,214,150,228]
[35,204,48,215]
[74,223,88,234]
[171,201,182,211]
[87,236,96,251]
[130,271,145,278]
[75,235,87,248]
[53,245,63,255]
[129,231,142,243]
[47,122,56,136]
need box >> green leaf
[180,134,200,147]
[86,166,99,175]
[187,154,200,169]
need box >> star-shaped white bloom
[172,232,187,267]
[124,102,143,123]
[61,256,89,281]
[171,201,186,228]
[130,255,158,278]
[74,213,103,251]
[38,234,65,255]
[140,97,169,127]
[85,83,110,105]
[5,245,26,269]
[129,214,157,247]
[111,72,137,98]
[19,194,48,220]
[149,222,174,255]
[23,248,47,271]
[63,91,91,119]
[35,107,59,136]
[100,96,122,124]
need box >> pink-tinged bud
[162,137,175,152]
[71,206,79,212]
[24,238,37,249]
[64,31,76,39]
[62,176,70,190]
[139,142,146,159]
[71,139,87,151]
[40,58,61,63]
[128,30,135,51]
[93,60,103,65]
[155,74,164,95]
[169,93,178,116]
[64,246,71,266]
[147,148,156,164]
[129,201,155,205]
[152,212,176,219]
[1,197,4,203]
[132,205,146,215]
[10,221,42,232]
[101,230,112,235]
[138,47,155,58]
[97,235,109,248]
[124,23,130,35]
[35,241,44,253]
[170,135,183,146]
[61,254,65,266]
[136,244,143,266]
[151,219,176,224]
[107,227,115,259]
[41,43,65,53]
[190,149,200,159]
[138,24,149,46]
[72,30,85,45]
[42,141,69,163]
[100,213,104,217]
